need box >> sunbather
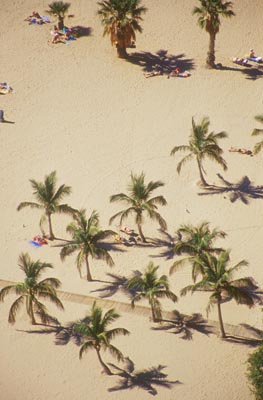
[168,67,191,78]
[229,147,253,156]
[232,57,249,66]
[144,70,163,78]
[120,225,134,235]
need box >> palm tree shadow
[198,174,263,204]
[151,310,214,340]
[108,358,181,395]
[126,49,195,75]
[91,272,141,299]
[18,316,91,346]
[216,64,263,80]
[149,229,176,260]
[71,25,92,38]
[224,335,263,347]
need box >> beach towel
[41,16,50,23]
[29,240,42,247]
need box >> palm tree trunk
[58,16,64,30]
[197,158,208,186]
[47,213,55,240]
[217,298,226,338]
[137,223,146,242]
[207,31,216,68]
[85,255,92,281]
[116,32,128,58]
[96,348,112,375]
[151,304,157,323]
[28,298,36,325]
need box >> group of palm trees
[47,0,235,68]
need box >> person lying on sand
[25,11,47,25]
[232,57,249,66]
[229,147,253,156]
[168,67,191,78]
[0,82,13,94]
[120,225,134,234]
[144,70,163,78]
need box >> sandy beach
[0,0,263,399]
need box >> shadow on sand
[108,358,181,395]
[151,310,214,340]
[90,272,139,299]
[126,49,195,75]
[214,63,263,80]
[198,174,263,204]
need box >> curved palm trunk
[47,213,55,240]
[85,255,92,281]
[58,15,64,30]
[96,348,112,375]
[217,297,226,338]
[137,223,146,242]
[27,297,36,325]
[197,158,208,186]
[207,31,216,68]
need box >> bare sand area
[0,0,263,399]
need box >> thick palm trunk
[96,349,112,375]
[137,223,146,242]
[85,255,92,281]
[116,32,128,58]
[58,16,64,30]
[197,158,208,186]
[47,213,55,240]
[151,304,157,323]
[217,298,226,338]
[207,31,216,68]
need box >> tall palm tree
[17,171,75,240]
[170,222,226,282]
[170,117,227,186]
[251,114,263,155]
[60,209,115,281]
[0,253,64,325]
[97,0,147,58]
[109,172,167,242]
[180,251,256,338]
[46,1,71,30]
[193,0,235,68]
[73,301,130,375]
[126,262,177,322]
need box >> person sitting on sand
[50,26,65,44]
[232,57,249,66]
[229,147,253,156]
[246,49,262,63]
[168,67,191,78]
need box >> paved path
[0,279,262,342]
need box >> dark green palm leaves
[109,172,167,242]
[46,1,71,30]
[170,117,227,186]
[126,262,177,322]
[0,253,63,325]
[17,171,75,240]
[74,302,129,375]
[60,209,115,281]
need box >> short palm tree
[170,117,227,186]
[17,171,75,240]
[193,0,235,68]
[0,253,64,325]
[126,262,178,322]
[251,114,263,155]
[170,222,226,281]
[60,209,115,281]
[180,251,256,338]
[97,0,147,58]
[46,1,71,30]
[109,172,167,242]
[73,301,130,375]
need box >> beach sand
[0,0,262,398]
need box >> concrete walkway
[0,279,262,342]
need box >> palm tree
[170,117,227,186]
[251,114,263,155]
[126,262,178,322]
[60,209,115,281]
[97,0,147,58]
[17,171,75,240]
[180,251,256,338]
[193,0,235,68]
[73,301,130,375]
[46,1,71,30]
[0,253,64,325]
[109,172,167,242]
[170,222,226,281]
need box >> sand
[0,0,263,399]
